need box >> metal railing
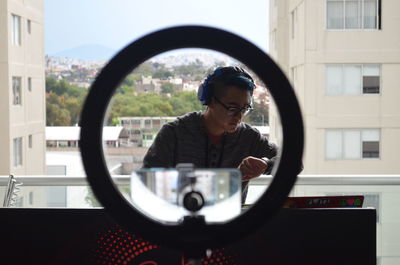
[1,174,400,186]
[0,175,130,186]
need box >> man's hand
[238,156,268,182]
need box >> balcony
[1,174,398,264]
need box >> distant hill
[52,44,116,60]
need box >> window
[143,134,153,140]
[326,64,380,95]
[326,129,380,159]
[363,65,380,93]
[28,77,32,91]
[131,120,141,128]
[12,14,21,45]
[129,129,141,135]
[362,129,380,157]
[13,137,23,167]
[27,19,31,34]
[152,119,161,128]
[12,77,22,105]
[29,135,33,148]
[327,0,380,30]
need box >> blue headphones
[197,67,255,105]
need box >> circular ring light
[80,26,304,251]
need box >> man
[143,66,278,203]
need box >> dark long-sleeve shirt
[142,111,278,202]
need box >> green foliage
[161,82,175,94]
[170,91,204,115]
[65,97,82,125]
[105,91,203,125]
[244,101,269,126]
[45,77,58,93]
[132,62,154,77]
[153,69,173,79]
[243,90,270,126]
[46,77,72,96]
[119,84,134,95]
[115,74,138,95]
[122,74,136,86]
[173,60,209,77]
[46,93,72,126]
[46,77,88,126]
[46,75,205,127]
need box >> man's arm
[257,137,278,175]
[255,133,303,175]
[238,133,278,180]
[142,124,176,168]
[239,156,268,181]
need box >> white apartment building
[119,116,176,147]
[269,0,400,174]
[0,0,46,175]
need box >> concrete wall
[0,0,45,175]
[269,0,400,174]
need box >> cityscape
[44,52,271,177]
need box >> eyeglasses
[214,97,253,116]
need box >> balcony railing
[1,174,400,186]
[0,174,399,264]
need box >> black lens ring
[80,25,304,251]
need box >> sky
[44,0,270,55]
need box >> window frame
[11,14,22,45]
[13,137,23,167]
[325,128,381,160]
[326,0,381,30]
[325,64,381,95]
[12,76,22,105]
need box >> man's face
[210,86,252,133]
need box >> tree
[46,76,206,127]
[46,97,71,126]
[132,62,154,76]
[46,77,72,96]
[244,101,269,126]
[119,84,135,95]
[170,91,204,115]
[122,74,136,86]
[45,77,58,93]
[161,82,175,94]
[153,69,173,79]
[64,84,86,98]
[46,77,88,126]
[173,61,207,76]
[65,97,81,125]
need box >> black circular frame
[80,26,304,251]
